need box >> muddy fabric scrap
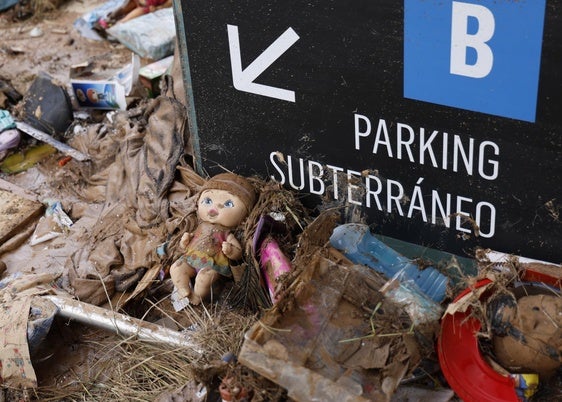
[0,296,36,388]
[0,273,60,389]
[62,96,189,304]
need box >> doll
[95,0,171,30]
[170,173,257,305]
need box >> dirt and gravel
[1,1,132,98]
[0,2,560,402]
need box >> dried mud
[1,1,132,98]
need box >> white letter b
[450,1,495,78]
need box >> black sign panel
[175,0,562,263]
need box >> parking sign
[174,0,561,263]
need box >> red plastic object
[58,156,72,167]
[520,268,561,289]
[437,278,519,402]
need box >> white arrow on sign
[227,24,300,102]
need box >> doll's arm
[179,232,194,250]
[222,233,243,260]
[148,0,172,12]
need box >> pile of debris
[0,2,560,402]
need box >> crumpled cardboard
[239,253,422,402]
[0,273,60,388]
[70,53,139,110]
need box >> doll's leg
[191,267,221,305]
[119,6,146,23]
[170,259,197,298]
[108,0,137,21]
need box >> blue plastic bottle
[329,223,448,303]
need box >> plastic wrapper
[380,269,443,326]
[107,8,176,60]
[30,200,73,246]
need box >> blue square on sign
[404,0,546,123]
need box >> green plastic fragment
[0,144,57,174]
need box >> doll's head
[197,173,257,228]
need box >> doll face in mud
[197,189,248,228]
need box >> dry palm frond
[29,300,264,401]
[227,261,272,311]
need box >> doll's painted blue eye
[224,200,235,208]
[202,197,213,205]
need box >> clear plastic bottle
[329,223,448,303]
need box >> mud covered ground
[0,4,449,398]
[1,0,132,98]
[0,2,560,402]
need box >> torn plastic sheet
[379,273,443,326]
[239,254,421,402]
[107,8,176,60]
[30,200,73,245]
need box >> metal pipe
[16,121,90,161]
[45,295,202,353]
